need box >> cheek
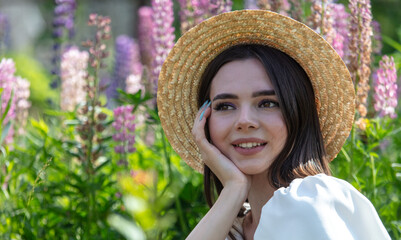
[208,114,229,145]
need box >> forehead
[210,58,274,95]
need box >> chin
[235,161,270,176]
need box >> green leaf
[95,158,110,173]
[0,121,12,145]
[30,118,49,135]
[108,214,146,240]
[383,35,401,53]
[1,90,14,122]
[63,119,81,126]
[117,89,153,112]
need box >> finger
[195,100,210,119]
[200,101,212,121]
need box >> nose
[235,106,259,131]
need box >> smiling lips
[231,138,267,155]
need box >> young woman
[157,10,390,240]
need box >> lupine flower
[178,0,232,33]
[331,3,349,59]
[373,56,398,118]
[126,74,145,95]
[288,0,303,21]
[151,0,175,93]
[371,20,382,55]
[244,0,259,9]
[257,0,272,10]
[51,0,76,88]
[138,7,154,68]
[15,76,31,135]
[0,13,10,53]
[107,35,143,103]
[112,105,136,164]
[60,46,89,111]
[349,0,373,119]
[53,0,76,39]
[255,0,289,14]
[76,14,111,144]
[0,58,17,145]
[178,0,194,33]
[309,0,322,31]
[309,0,335,38]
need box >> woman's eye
[259,100,279,108]
[213,103,235,111]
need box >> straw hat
[157,10,355,173]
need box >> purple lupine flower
[138,7,154,68]
[151,0,175,93]
[178,0,195,33]
[244,0,259,9]
[373,56,398,118]
[107,35,143,104]
[208,0,233,16]
[349,0,372,118]
[51,0,77,88]
[0,13,10,53]
[0,58,17,145]
[60,46,89,111]
[179,0,232,33]
[112,105,136,159]
[53,0,76,39]
[15,76,31,135]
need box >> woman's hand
[187,101,251,240]
[192,101,251,192]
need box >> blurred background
[0,0,401,239]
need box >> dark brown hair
[197,45,330,226]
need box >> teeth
[236,142,264,148]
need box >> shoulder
[254,174,391,240]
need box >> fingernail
[200,100,208,110]
[199,101,211,121]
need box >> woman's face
[208,58,288,175]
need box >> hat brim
[157,10,355,173]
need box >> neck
[248,172,276,227]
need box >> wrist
[223,181,249,203]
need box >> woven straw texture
[157,10,355,173]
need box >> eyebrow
[212,90,276,101]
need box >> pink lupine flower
[349,0,372,119]
[60,46,89,111]
[126,74,145,95]
[138,7,154,68]
[15,76,31,135]
[112,105,136,157]
[373,56,398,118]
[0,58,17,145]
[151,0,175,93]
[331,3,349,59]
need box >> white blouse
[252,174,391,239]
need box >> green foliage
[332,118,401,239]
[7,53,58,115]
